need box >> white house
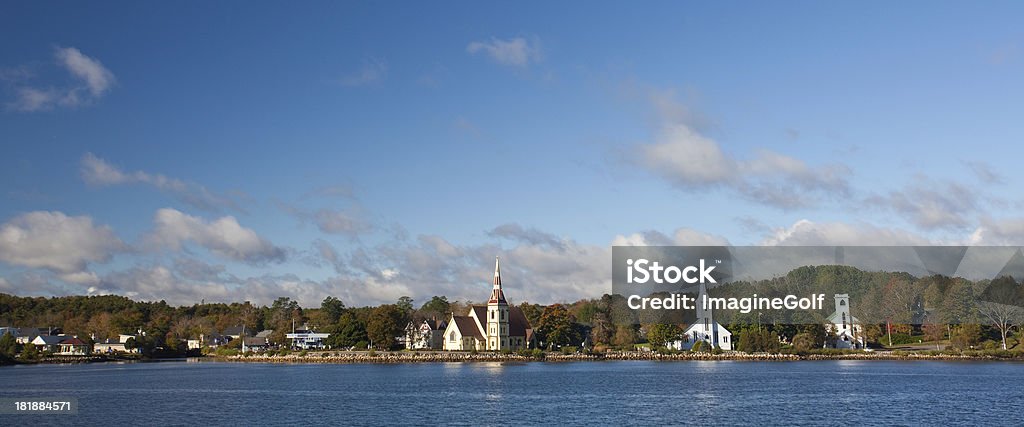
[405,318,447,350]
[93,334,139,354]
[31,335,64,353]
[285,326,329,350]
[826,294,864,349]
[669,282,733,351]
[443,257,533,351]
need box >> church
[442,257,534,351]
[825,293,864,349]
[668,281,733,351]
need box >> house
[31,335,64,353]
[404,318,447,350]
[669,281,733,351]
[57,337,89,355]
[442,257,534,351]
[12,327,61,345]
[0,327,19,341]
[242,336,271,351]
[222,326,253,341]
[94,334,139,354]
[826,294,864,349]
[285,326,329,350]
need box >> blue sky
[2,2,1024,306]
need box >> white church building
[825,293,864,349]
[669,281,733,351]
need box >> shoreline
[209,350,1024,364]
[6,350,1024,366]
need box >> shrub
[299,350,308,357]
[791,333,815,353]
[531,348,544,358]
[691,341,704,352]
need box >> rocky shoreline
[6,350,1021,367]
[211,350,1024,364]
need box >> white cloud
[612,228,729,247]
[5,47,115,111]
[0,211,125,275]
[145,208,285,264]
[968,217,1024,245]
[81,153,243,212]
[467,36,541,67]
[55,47,116,97]
[11,87,59,112]
[635,93,850,210]
[339,58,387,87]
[963,160,1004,184]
[488,223,566,250]
[281,203,371,238]
[760,219,932,246]
[865,178,978,230]
[311,208,371,236]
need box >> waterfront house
[31,335,64,353]
[404,318,447,350]
[222,326,253,341]
[242,336,271,351]
[11,327,62,345]
[285,326,330,350]
[442,258,534,351]
[94,334,139,354]
[57,337,89,355]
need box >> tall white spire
[493,256,502,290]
[488,256,507,305]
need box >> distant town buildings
[442,257,534,351]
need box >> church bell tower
[486,257,510,350]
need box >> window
[449,332,456,342]
[840,300,846,306]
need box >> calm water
[1,360,1022,425]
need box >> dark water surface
[1,360,1022,425]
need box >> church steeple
[489,256,507,304]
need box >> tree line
[2,264,1024,357]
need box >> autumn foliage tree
[366,305,404,350]
[536,304,580,349]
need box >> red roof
[59,337,86,345]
